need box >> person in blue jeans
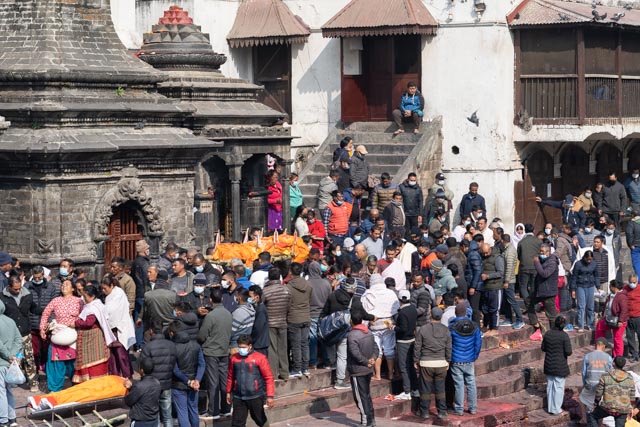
[570,251,599,332]
[0,299,22,427]
[448,304,482,415]
[169,321,205,427]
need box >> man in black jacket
[132,239,150,351]
[394,290,418,400]
[140,325,177,427]
[347,310,378,427]
[399,173,424,237]
[1,275,39,392]
[248,285,269,356]
[124,357,162,427]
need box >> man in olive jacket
[286,263,313,376]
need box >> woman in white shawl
[100,274,136,379]
[513,223,526,249]
[73,284,116,383]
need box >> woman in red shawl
[267,170,283,232]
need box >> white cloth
[512,223,525,249]
[452,225,466,242]
[482,227,495,246]
[249,270,269,288]
[105,286,136,349]
[398,242,417,274]
[361,274,400,319]
[78,299,117,347]
[381,259,407,291]
[295,217,309,237]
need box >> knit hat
[0,251,11,266]
[136,240,150,253]
[343,238,355,250]
[435,244,449,254]
[431,307,444,320]
[431,259,444,271]
[435,189,446,199]
[193,273,207,285]
[398,290,411,301]
[341,278,357,292]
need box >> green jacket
[596,368,635,414]
[198,305,232,357]
[0,300,22,368]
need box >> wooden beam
[577,29,586,122]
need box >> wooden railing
[520,75,577,119]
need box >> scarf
[78,299,117,347]
[105,286,136,349]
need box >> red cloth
[307,220,327,251]
[226,350,275,399]
[595,319,627,357]
[267,182,283,211]
[624,285,640,318]
[611,290,630,323]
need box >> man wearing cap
[399,173,423,236]
[449,304,482,416]
[179,273,211,321]
[0,252,11,291]
[424,190,447,227]
[431,260,458,306]
[414,307,452,420]
[580,337,613,425]
[341,238,357,264]
[350,145,370,191]
[427,173,454,208]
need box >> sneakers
[199,412,215,420]
[334,380,351,390]
[469,409,477,415]
[499,320,513,327]
[411,389,420,398]
[394,392,412,401]
[512,321,525,330]
[8,420,16,427]
[221,411,232,417]
[563,323,574,332]
[529,329,543,341]
[289,371,303,378]
[302,369,311,377]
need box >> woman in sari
[266,170,282,232]
[73,284,115,383]
[100,275,135,378]
[39,279,83,392]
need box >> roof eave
[322,25,438,38]
[227,34,310,48]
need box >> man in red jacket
[595,280,629,357]
[624,274,640,361]
[226,334,275,427]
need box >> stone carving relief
[36,239,55,255]
[93,176,164,239]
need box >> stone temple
[0,0,292,277]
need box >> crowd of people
[0,152,639,427]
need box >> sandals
[393,129,405,135]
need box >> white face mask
[221,280,230,289]
[634,174,639,180]
[194,286,205,295]
[584,227,592,234]
[438,180,445,186]
[545,229,551,235]
[408,181,417,187]
[606,229,614,235]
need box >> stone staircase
[203,316,618,427]
[297,119,443,208]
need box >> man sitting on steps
[392,82,425,135]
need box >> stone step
[341,121,428,133]
[523,408,571,427]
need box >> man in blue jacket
[392,82,425,135]
[449,304,482,416]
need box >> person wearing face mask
[158,243,179,276]
[292,205,309,237]
[578,186,597,215]
[424,189,447,228]
[399,173,423,235]
[350,145,370,191]
[626,210,640,277]
[623,274,640,362]
[132,240,151,350]
[460,182,486,219]
[262,267,291,381]
[595,280,628,357]
[624,168,640,212]
[323,190,352,248]
[579,219,601,248]
[190,253,218,280]
[603,221,622,281]
[336,155,352,193]
[229,289,256,353]
[220,270,239,314]
[306,210,326,254]
[528,244,559,341]
[179,274,211,322]
[570,251,599,332]
[289,173,303,219]
[25,265,59,380]
[602,172,627,228]
[535,195,586,231]
[451,216,471,243]
[247,285,269,357]
[383,191,406,237]
[226,335,275,427]
[427,172,454,213]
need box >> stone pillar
[282,159,293,232]
[230,163,243,242]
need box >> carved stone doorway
[104,201,144,263]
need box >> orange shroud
[29,375,127,410]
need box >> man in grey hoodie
[0,299,23,427]
[316,170,339,216]
[307,262,332,369]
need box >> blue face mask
[354,236,362,242]
[539,254,548,261]
[59,267,68,277]
[336,200,344,206]
[195,266,204,273]
[172,310,177,318]
[630,282,638,290]
[33,280,43,285]
[238,348,250,357]
[247,297,255,305]
[320,264,328,272]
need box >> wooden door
[254,45,292,121]
[392,35,422,111]
[104,203,143,262]
[364,37,393,120]
[341,38,368,122]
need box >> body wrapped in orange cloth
[28,375,127,411]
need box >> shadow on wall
[294,39,341,131]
